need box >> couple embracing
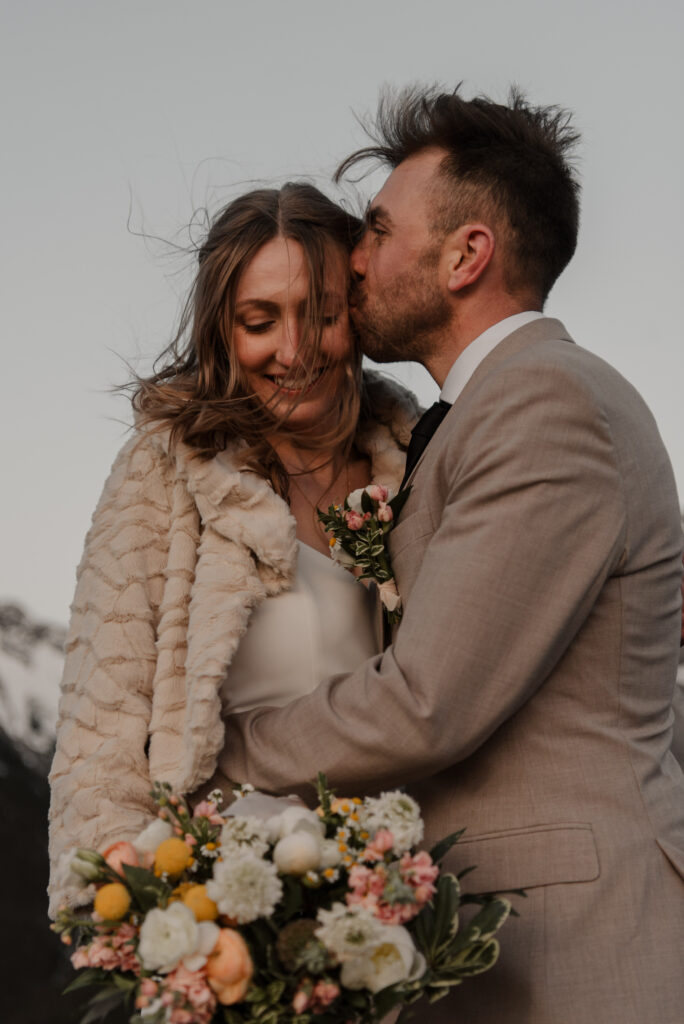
[49,85,684,1022]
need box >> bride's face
[233,236,353,431]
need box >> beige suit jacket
[222,318,684,1023]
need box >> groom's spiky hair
[336,84,581,302]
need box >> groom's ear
[445,223,495,293]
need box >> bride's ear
[445,224,495,293]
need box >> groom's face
[349,148,451,364]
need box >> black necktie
[401,400,452,489]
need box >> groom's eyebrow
[366,203,393,229]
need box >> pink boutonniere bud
[377,502,393,523]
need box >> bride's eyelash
[241,321,275,334]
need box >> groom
[220,87,684,1022]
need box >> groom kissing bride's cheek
[220,86,684,1023]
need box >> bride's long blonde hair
[132,183,364,498]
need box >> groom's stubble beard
[350,244,451,365]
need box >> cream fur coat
[48,373,418,915]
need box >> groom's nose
[350,233,369,280]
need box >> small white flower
[361,791,424,854]
[340,924,426,993]
[346,488,366,513]
[138,902,201,974]
[315,903,385,961]
[207,851,283,923]
[273,831,322,875]
[219,815,271,858]
[133,819,174,856]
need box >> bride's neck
[272,437,347,486]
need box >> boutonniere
[318,484,411,624]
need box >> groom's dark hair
[336,84,581,302]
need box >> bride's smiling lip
[262,367,327,394]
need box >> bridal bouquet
[318,485,411,624]
[53,776,512,1024]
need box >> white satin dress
[219,542,379,714]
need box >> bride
[48,181,418,915]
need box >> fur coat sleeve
[48,436,176,913]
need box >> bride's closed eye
[241,320,275,334]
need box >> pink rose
[102,840,140,875]
[345,509,365,531]
[366,484,389,502]
[377,502,393,523]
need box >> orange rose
[206,928,253,1005]
[102,841,140,875]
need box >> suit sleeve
[220,363,627,797]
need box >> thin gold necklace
[289,460,351,535]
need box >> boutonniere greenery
[318,485,411,625]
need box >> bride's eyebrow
[235,299,280,314]
[236,293,345,313]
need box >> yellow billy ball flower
[94,882,131,921]
[154,837,193,876]
[182,884,219,922]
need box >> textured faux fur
[48,373,419,914]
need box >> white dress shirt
[440,311,544,404]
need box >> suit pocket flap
[444,823,600,892]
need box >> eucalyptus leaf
[63,968,108,994]
[429,828,466,864]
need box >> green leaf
[122,863,172,913]
[78,985,129,1024]
[431,873,461,948]
[361,490,374,513]
[463,897,511,942]
[429,828,466,864]
[63,968,108,994]
[373,985,405,1018]
[389,486,412,518]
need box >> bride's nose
[274,316,302,366]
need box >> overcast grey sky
[2,0,682,623]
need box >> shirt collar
[440,311,544,404]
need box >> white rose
[271,805,325,841]
[341,925,426,993]
[346,488,366,513]
[133,818,174,855]
[273,831,322,875]
[183,920,221,972]
[138,902,201,974]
